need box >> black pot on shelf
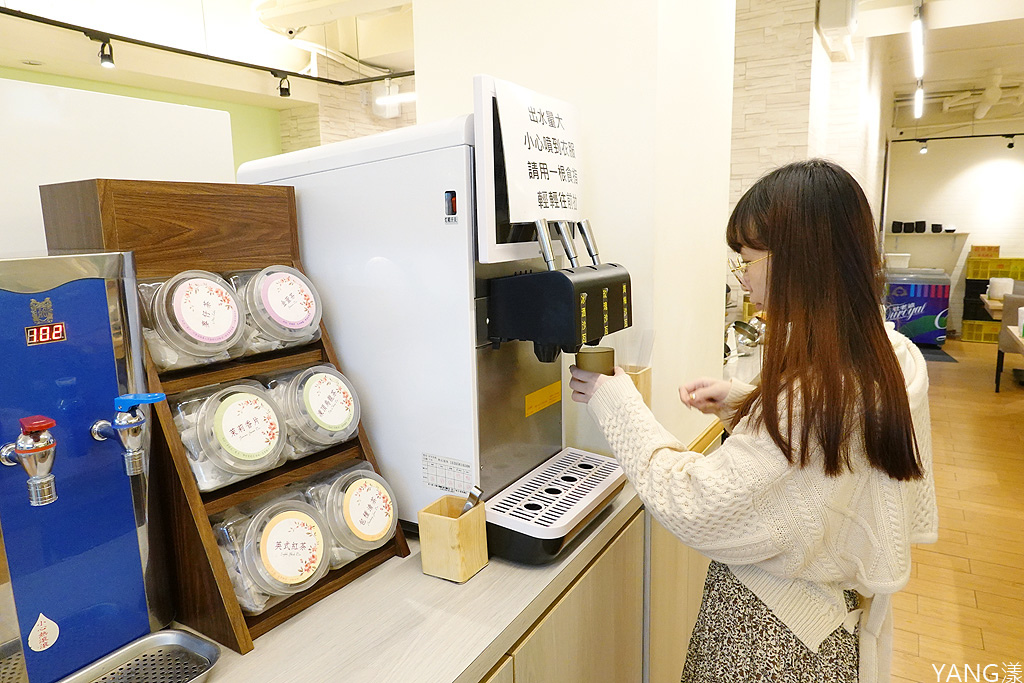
[915,220,926,233]
[892,220,903,233]
[931,223,943,233]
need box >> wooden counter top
[204,485,641,683]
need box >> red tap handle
[20,416,56,434]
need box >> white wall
[884,136,1024,332]
[0,78,235,257]
[413,0,734,449]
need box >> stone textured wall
[280,53,417,153]
[731,0,817,205]
[731,0,885,212]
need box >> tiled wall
[280,54,417,153]
[731,0,885,213]
[731,0,817,206]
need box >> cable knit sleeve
[588,374,787,565]
[712,378,756,431]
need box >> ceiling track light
[914,80,924,119]
[919,140,928,155]
[85,32,115,69]
[1007,135,1016,150]
[271,71,290,97]
[910,1,924,80]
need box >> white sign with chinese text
[493,78,584,224]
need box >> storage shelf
[244,543,399,638]
[159,346,326,394]
[39,179,410,657]
[201,442,363,516]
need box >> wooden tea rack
[40,179,410,654]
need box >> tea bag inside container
[212,492,332,614]
[228,266,322,356]
[304,463,398,569]
[263,364,361,459]
[139,270,248,371]
[172,380,288,491]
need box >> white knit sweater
[587,324,938,682]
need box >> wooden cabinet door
[511,513,644,683]
[479,656,514,683]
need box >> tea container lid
[283,365,361,447]
[242,499,331,596]
[325,469,398,553]
[197,383,288,474]
[153,270,246,357]
[244,265,323,342]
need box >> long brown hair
[728,159,922,480]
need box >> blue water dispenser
[0,253,171,683]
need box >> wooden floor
[892,340,1024,682]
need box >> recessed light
[21,60,44,66]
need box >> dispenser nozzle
[1,416,58,506]
[91,393,165,476]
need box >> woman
[569,159,937,683]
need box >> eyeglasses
[728,253,770,278]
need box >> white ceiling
[0,0,412,109]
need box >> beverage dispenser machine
[0,253,172,682]
[239,77,631,558]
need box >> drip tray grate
[486,447,625,541]
[58,630,219,683]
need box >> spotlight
[278,75,290,98]
[98,40,114,69]
[919,140,928,155]
[1008,135,1016,149]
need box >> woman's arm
[587,374,787,565]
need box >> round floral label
[260,272,316,330]
[172,277,239,344]
[213,392,280,461]
[343,478,394,542]
[303,373,355,432]
[259,511,324,585]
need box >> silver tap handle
[554,221,580,268]
[534,219,557,271]
[577,220,601,265]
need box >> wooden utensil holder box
[40,179,410,654]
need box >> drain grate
[93,646,212,683]
[57,630,219,683]
[486,448,625,540]
[0,650,25,683]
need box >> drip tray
[59,630,219,683]
[486,447,626,564]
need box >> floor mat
[917,345,958,362]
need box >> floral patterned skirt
[680,561,859,683]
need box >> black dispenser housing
[488,262,632,362]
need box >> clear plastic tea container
[228,266,322,356]
[172,380,288,491]
[139,270,247,371]
[212,491,331,615]
[263,364,361,459]
[305,462,398,569]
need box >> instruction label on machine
[422,454,472,495]
[493,78,584,224]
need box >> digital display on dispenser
[25,322,66,346]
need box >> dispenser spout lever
[534,219,557,272]
[92,392,165,476]
[577,220,601,266]
[1,415,58,506]
[553,221,580,268]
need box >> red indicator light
[25,322,67,347]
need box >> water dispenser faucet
[1,416,58,506]
[91,393,165,476]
